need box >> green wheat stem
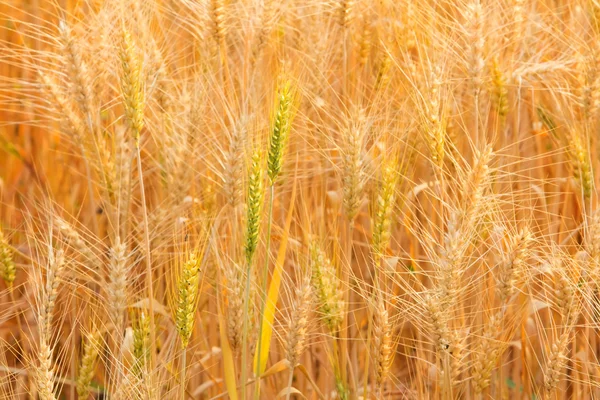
[254,183,274,400]
[285,366,294,400]
[136,143,156,370]
[180,346,187,400]
[240,150,264,397]
[239,258,252,399]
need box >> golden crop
[1,0,600,399]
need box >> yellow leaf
[254,173,297,376]
[262,359,290,378]
[297,365,326,400]
[217,305,238,400]
[277,387,306,399]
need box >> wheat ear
[245,150,264,266]
[310,242,344,333]
[224,262,244,354]
[471,314,502,393]
[36,340,56,400]
[284,273,312,400]
[211,0,227,48]
[342,117,365,222]
[175,253,201,400]
[544,264,579,395]
[372,158,398,266]
[35,248,65,400]
[466,0,484,95]
[58,20,94,121]
[0,230,16,288]
[224,121,247,208]
[567,130,593,198]
[336,0,354,28]
[119,28,145,143]
[76,331,102,399]
[267,80,293,185]
[240,150,264,396]
[423,67,446,169]
[496,227,532,303]
[285,273,312,368]
[490,56,508,118]
[372,296,392,394]
[175,253,201,348]
[132,312,151,377]
[55,217,96,263]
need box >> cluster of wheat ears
[2,0,600,399]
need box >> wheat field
[1,0,600,399]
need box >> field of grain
[0,0,599,399]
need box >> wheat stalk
[119,25,156,371]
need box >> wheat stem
[180,347,187,400]
[254,183,274,400]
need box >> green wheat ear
[175,253,201,348]
[132,312,151,376]
[309,241,344,333]
[267,80,294,184]
[76,331,101,399]
[245,150,265,266]
[372,158,398,263]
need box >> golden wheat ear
[341,114,366,223]
[58,20,95,123]
[119,28,145,144]
[371,295,392,394]
[0,230,16,288]
[372,157,398,267]
[223,261,245,355]
[285,272,312,369]
[107,236,128,334]
[422,66,447,170]
[34,247,65,400]
[542,256,580,395]
[223,120,248,209]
